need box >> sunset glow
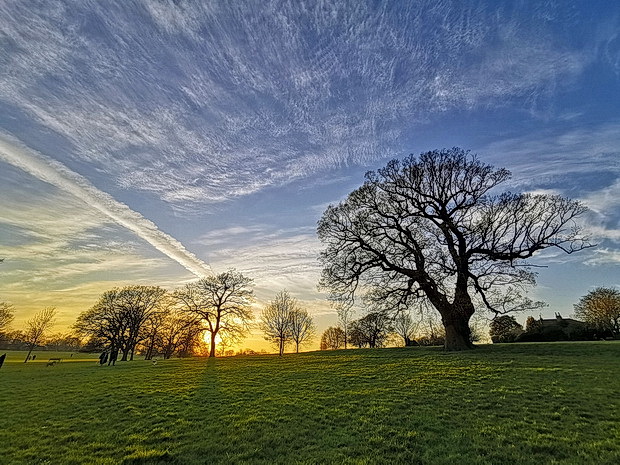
[1,1,619,351]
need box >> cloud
[0,1,601,208]
[583,248,620,266]
[0,135,212,277]
[202,225,324,301]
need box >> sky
[1,0,619,351]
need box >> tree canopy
[574,287,620,338]
[318,148,590,350]
[0,301,14,335]
[489,315,523,343]
[74,285,168,361]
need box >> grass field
[1,342,619,465]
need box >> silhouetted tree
[320,326,345,350]
[46,332,82,351]
[333,299,355,349]
[289,308,316,353]
[489,315,523,343]
[392,311,418,346]
[118,286,168,360]
[350,312,393,348]
[74,292,127,360]
[318,148,590,350]
[348,322,367,348]
[174,270,254,358]
[525,316,542,333]
[75,286,167,361]
[259,290,296,356]
[574,287,620,338]
[0,301,15,335]
[24,307,56,362]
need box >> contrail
[0,134,213,277]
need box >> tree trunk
[209,332,217,357]
[279,338,284,356]
[24,343,35,363]
[442,310,474,350]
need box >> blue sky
[1,1,619,348]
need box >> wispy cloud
[0,1,603,208]
[0,135,212,277]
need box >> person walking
[108,348,119,366]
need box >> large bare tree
[24,306,57,362]
[318,148,590,350]
[174,269,254,358]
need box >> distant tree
[141,309,167,360]
[320,326,345,350]
[74,286,167,361]
[259,290,297,356]
[333,299,355,349]
[574,287,620,337]
[75,292,127,360]
[348,321,367,348]
[216,331,240,357]
[392,311,418,347]
[416,311,446,346]
[318,148,590,350]
[117,286,168,361]
[0,301,15,335]
[289,308,316,353]
[351,312,393,348]
[24,307,57,362]
[46,332,82,351]
[175,270,254,358]
[489,315,523,343]
[525,316,542,333]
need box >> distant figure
[32,354,36,361]
[99,351,108,366]
[0,353,6,369]
[108,349,118,366]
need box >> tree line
[319,302,462,350]
[1,269,319,360]
[489,287,620,343]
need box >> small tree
[525,316,542,333]
[392,311,418,346]
[259,290,296,356]
[574,287,620,337]
[24,307,57,362]
[289,308,316,353]
[0,301,15,335]
[320,326,345,350]
[489,315,523,343]
[333,299,355,349]
[351,312,393,348]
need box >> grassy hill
[1,342,619,464]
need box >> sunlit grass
[1,342,619,464]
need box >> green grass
[1,342,619,464]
